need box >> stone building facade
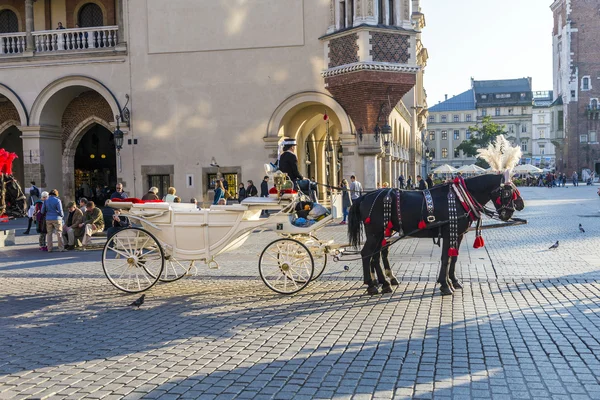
[552,0,600,176]
[0,0,428,203]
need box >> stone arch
[73,0,109,27]
[30,75,120,127]
[266,91,352,140]
[0,83,28,126]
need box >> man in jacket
[62,201,84,250]
[349,175,363,200]
[278,138,303,183]
[41,189,65,252]
[417,175,428,190]
[426,174,434,189]
[260,176,270,217]
[141,187,159,200]
[80,201,105,246]
[246,180,258,197]
[110,183,128,200]
[107,209,131,239]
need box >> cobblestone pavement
[1,185,600,399]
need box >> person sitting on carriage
[278,138,318,201]
[107,208,131,240]
[278,138,304,185]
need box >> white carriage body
[108,197,332,262]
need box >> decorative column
[116,0,125,43]
[25,0,34,52]
[363,155,378,191]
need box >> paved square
[1,186,600,399]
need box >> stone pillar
[21,126,63,193]
[363,155,378,191]
[116,0,125,43]
[383,154,392,186]
[25,0,34,52]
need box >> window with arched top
[0,9,18,33]
[78,3,103,27]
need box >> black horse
[348,174,524,295]
[1,174,27,218]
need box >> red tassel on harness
[473,236,485,249]
[418,220,426,229]
[512,192,518,200]
[448,247,459,257]
[387,221,393,229]
[495,198,501,205]
[364,217,371,225]
[381,239,387,247]
[385,228,392,237]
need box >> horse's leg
[362,235,379,295]
[381,246,399,285]
[437,236,453,296]
[369,251,379,286]
[449,234,463,290]
[373,238,392,294]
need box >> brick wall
[563,0,600,173]
[0,0,25,32]
[0,101,20,126]
[66,0,115,28]
[328,33,359,68]
[326,71,416,133]
[61,90,114,150]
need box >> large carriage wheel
[102,227,165,293]
[259,238,314,295]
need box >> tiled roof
[429,89,475,112]
[472,78,532,94]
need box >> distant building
[428,78,535,169]
[531,91,562,169]
[551,0,599,176]
[427,90,476,168]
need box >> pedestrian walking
[340,179,351,225]
[572,171,578,187]
[41,189,65,252]
[349,175,362,200]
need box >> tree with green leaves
[456,116,507,168]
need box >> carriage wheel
[158,255,192,282]
[304,236,328,281]
[102,228,164,293]
[259,238,314,295]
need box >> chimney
[445,94,448,101]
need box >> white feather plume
[476,135,522,172]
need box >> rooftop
[472,78,532,94]
[429,89,475,112]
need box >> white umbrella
[432,164,457,174]
[513,164,543,174]
[456,164,485,174]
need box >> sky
[421,0,554,106]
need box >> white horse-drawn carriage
[103,172,338,295]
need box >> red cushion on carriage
[111,198,164,204]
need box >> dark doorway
[0,9,18,33]
[0,125,23,185]
[74,124,116,203]
[595,162,600,175]
[78,3,103,27]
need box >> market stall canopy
[456,164,485,174]
[432,164,457,174]
[513,164,543,174]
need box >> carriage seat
[209,204,249,211]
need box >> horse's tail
[348,196,363,249]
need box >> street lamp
[113,115,124,152]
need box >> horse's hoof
[371,279,379,286]
[390,277,399,286]
[367,286,379,295]
[381,284,393,294]
[451,280,463,290]
[439,286,453,296]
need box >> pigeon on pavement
[579,224,585,233]
[129,294,145,309]
[549,241,559,250]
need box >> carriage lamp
[381,123,392,146]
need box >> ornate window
[453,115,459,122]
[441,115,447,123]
[580,134,588,143]
[388,0,394,25]
[429,131,435,141]
[522,124,527,133]
[428,116,435,123]
[441,130,447,140]
[466,114,472,122]
[441,148,448,158]
[454,148,460,158]
[495,108,501,116]
[521,140,528,152]
[466,130,471,139]
[0,9,18,33]
[454,130,459,140]
[79,3,104,27]
[582,76,591,91]
[590,131,597,143]
[481,109,487,117]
